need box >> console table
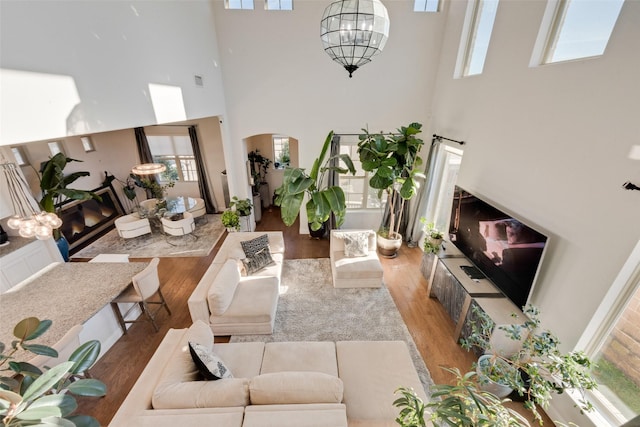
[421,240,526,350]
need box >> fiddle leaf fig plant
[275,131,355,231]
[0,317,106,427]
[358,122,425,240]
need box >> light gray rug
[71,214,224,259]
[230,258,433,394]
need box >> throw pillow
[188,342,233,381]
[240,234,270,257]
[242,247,275,275]
[339,231,369,257]
[249,372,344,405]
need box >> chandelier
[131,163,166,175]
[320,0,390,78]
[2,162,62,240]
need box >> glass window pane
[227,0,254,9]
[546,0,624,63]
[273,136,290,169]
[266,0,292,10]
[591,282,640,423]
[48,141,63,156]
[11,147,28,166]
[466,0,499,76]
[414,0,439,12]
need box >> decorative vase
[377,231,402,258]
[55,235,70,262]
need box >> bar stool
[110,258,171,333]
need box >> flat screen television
[448,186,548,308]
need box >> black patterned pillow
[189,342,233,381]
[242,247,275,275]
[240,234,270,257]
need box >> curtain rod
[433,134,465,145]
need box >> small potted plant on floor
[460,304,598,424]
[221,209,240,232]
[229,196,252,232]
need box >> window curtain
[327,134,341,230]
[188,125,217,213]
[406,137,443,246]
[134,127,154,164]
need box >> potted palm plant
[274,131,355,238]
[357,122,425,257]
[460,304,598,424]
[420,219,444,254]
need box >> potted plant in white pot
[221,209,240,232]
[420,219,444,254]
[357,122,425,257]
[460,304,598,424]
[229,196,253,232]
[274,131,355,238]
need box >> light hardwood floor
[76,207,552,425]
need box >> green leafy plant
[274,131,355,231]
[394,368,531,427]
[0,317,106,427]
[38,153,101,239]
[460,305,598,424]
[248,150,273,194]
[129,173,175,200]
[357,123,425,242]
[221,210,240,231]
[230,196,252,216]
[420,219,444,254]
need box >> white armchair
[188,197,207,223]
[330,229,383,288]
[161,211,196,244]
[115,214,152,239]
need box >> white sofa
[330,229,384,288]
[188,232,285,335]
[109,321,428,427]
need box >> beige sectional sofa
[188,232,285,335]
[109,321,428,427]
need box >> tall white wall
[212,1,446,230]
[0,0,227,145]
[430,0,640,353]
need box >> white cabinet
[0,238,63,293]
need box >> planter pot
[476,355,515,398]
[239,215,252,232]
[377,232,402,258]
[259,183,270,209]
[427,236,443,247]
[308,221,327,239]
[55,235,70,262]
[253,194,262,222]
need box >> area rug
[230,258,433,393]
[70,214,224,259]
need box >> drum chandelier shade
[320,0,390,78]
[131,163,166,175]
